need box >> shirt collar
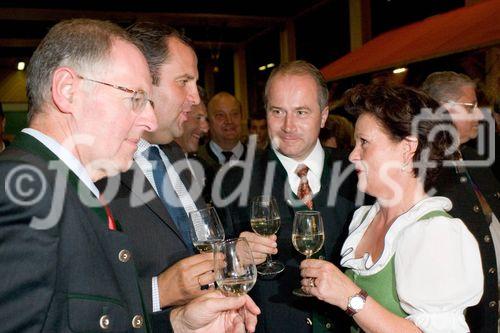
[273,139,324,178]
[209,140,244,162]
[21,128,100,198]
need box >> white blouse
[341,196,484,333]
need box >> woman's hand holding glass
[291,210,325,297]
[299,259,360,309]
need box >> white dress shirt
[22,128,99,197]
[273,139,324,196]
[209,140,244,164]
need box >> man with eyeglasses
[0,19,259,333]
[422,71,500,333]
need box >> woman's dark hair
[344,84,459,190]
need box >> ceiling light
[266,63,275,69]
[392,67,407,74]
[258,65,266,71]
[17,61,26,71]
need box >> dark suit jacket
[197,141,247,205]
[96,154,194,333]
[0,133,149,332]
[224,147,358,333]
[435,146,500,333]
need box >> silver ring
[309,278,315,288]
[208,282,215,289]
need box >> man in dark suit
[0,18,159,332]
[98,22,244,332]
[0,18,259,333]
[222,60,358,332]
[422,71,500,333]
[198,92,246,166]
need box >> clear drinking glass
[214,238,257,296]
[189,206,225,253]
[291,210,325,297]
[250,195,285,275]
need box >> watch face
[350,295,365,310]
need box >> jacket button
[99,315,110,330]
[489,267,496,274]
[473,205,480,213]
[484,235,491,243]
[118,249,131,263]
[489,301,497,308]
[132,315,144,328]
[459,176,468,183]
[326,322,332,329]
[306,317,312,326]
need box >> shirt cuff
[152,276,161,312]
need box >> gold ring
[309,278,315,288]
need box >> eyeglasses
[448,100,478,114]
[77,75,154,112]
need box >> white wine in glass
[292,210,324,297]
[214,238,257,296]
[189,207,225,253]
[250,195,285,275]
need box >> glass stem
[266,253,273,266]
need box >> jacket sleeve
[0,161,59,331]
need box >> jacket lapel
[120,162,186,244]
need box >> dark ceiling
[0,0,332,69]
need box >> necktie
[296,164,314,210]
[99,195,117,231]
[222,151,233,163]
[146,146,193,248]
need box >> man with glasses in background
[422,71,500,333]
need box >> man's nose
[282,114,295,132]
[139,102,158,132]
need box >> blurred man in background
[423,71,500,333]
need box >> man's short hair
[421,71,476,104]
[126,22,191,86]
[264,60,329,111]
[26,18,135,122]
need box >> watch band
[345,289,368,317]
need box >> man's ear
[320,106,329,128]
[51,67,80,114]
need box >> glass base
[292,287,314,297]
[257,260,285,276]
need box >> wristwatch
[345,289,368,316]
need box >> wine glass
[250,195,285,275]
[214,238,257,296]
[291,210,325,297]
[189,206,225,253]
